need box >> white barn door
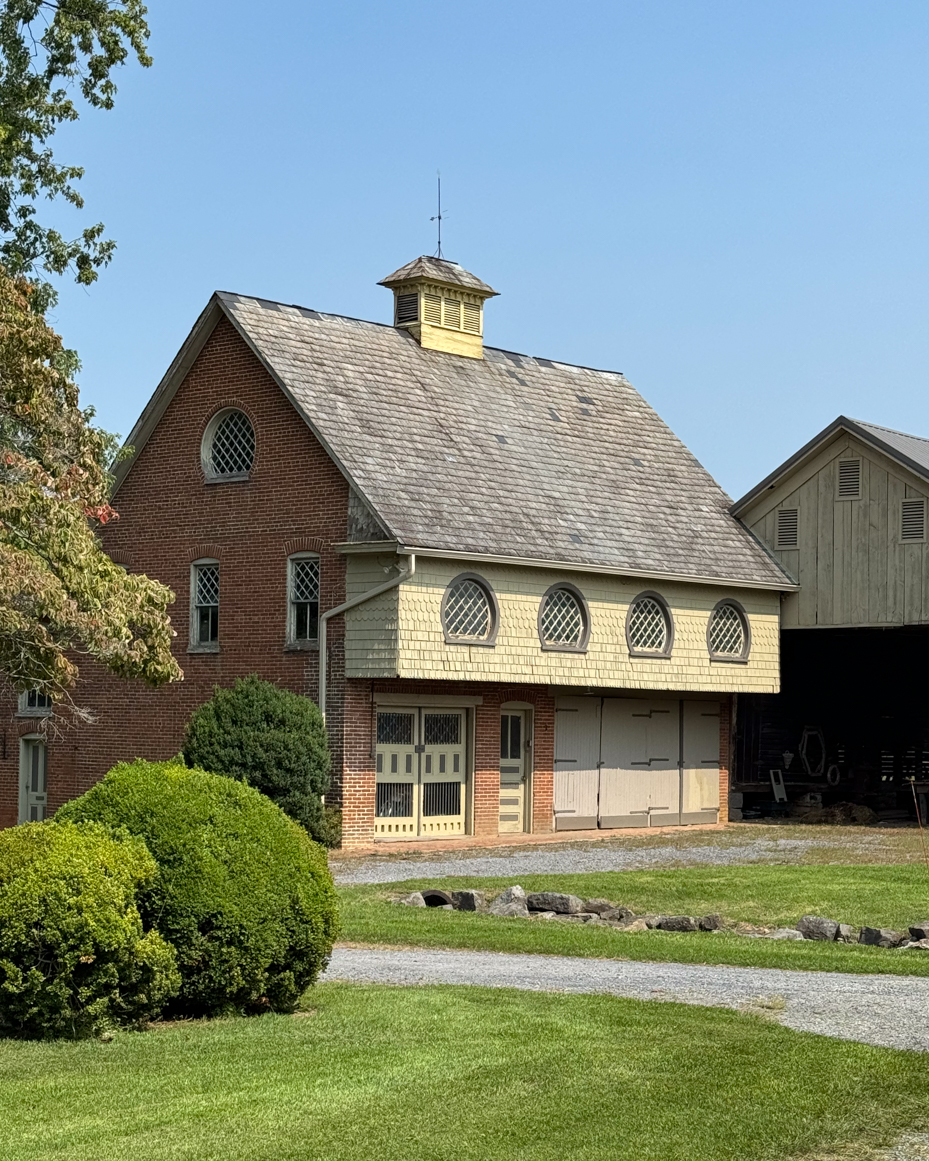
[553,697,600,830]
[599,700,680,827]
[682,701,721,823]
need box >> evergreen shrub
[0,821,179,1039]
[182,675,334,845]
[58,760,339,1017]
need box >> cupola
[378,255,498,359]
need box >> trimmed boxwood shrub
[58,759,339,1017]
[182,676,336,845]
[0,821,179,1039]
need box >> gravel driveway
[332,835,875,885]
[324,946,929,1052]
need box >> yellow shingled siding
[345,555,781,692]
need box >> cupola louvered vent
[463,301,481,334]
[837,458,861,499]
[776,508,799,548]
[423,293,442,325]
[443,298,461,329]
[395,293,418,324]
[901,498,926,542]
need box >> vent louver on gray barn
[901,498,926,542]
[837,458,861,499]
[776,508,799,548]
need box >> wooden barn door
[19,738,48,823]
[599,700,681,827]
[553,697,600,829]
[419,711,467,837]
[682,701,721,823]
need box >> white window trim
[189,558,220,652]
[200,408,254,482]
[17,690,52,717]
[286,553,321,649]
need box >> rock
[529,910,558,920]
[489,900,530,919]
[641,916,662,929]
[657,915,699,933]
[796,915,840,941]
[901,937,929,950]
[699,914,723,932]
[599,907,635,924]
[556,913,600,924]
[909,922,929,941]
[618,918,650,933]
[493,886,526,907]
[583,899,620,915]
[765,928,805,941]
[421,889,455,908]
[836,923,857,943]
[526,892,584,915]
[450,889,487,912]
[859,926,907,948]
[398,891,426,907]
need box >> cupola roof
[378,255,498,297]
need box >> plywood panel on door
[682,701,720,824]
[599,699,680,828]
[553,697,600,830]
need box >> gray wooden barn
[731,416,929,821]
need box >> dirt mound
[797,801,879,826]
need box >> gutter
[318,553,415,726]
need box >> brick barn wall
[0,314,351,824]
[341,678,556,849]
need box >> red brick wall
[341,678,556,849]
[0,314,351,825]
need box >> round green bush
[182,675,335,845]
[0,821,179,1039]
[57,760,339,1017]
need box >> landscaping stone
[599,906,635,924]
[529,911,558,920]
[490,900,530,919]
[493,886,527,907]
[526,892,584,915]
[583,898,620,915]
[641,916,662,929]
[657,915,699,933]
[618,918,650,932]
[450,889,487,912]
[699,914,723,931]
[859,926,907,948]
[797,915,840,941]
[764,928,805,941]
[902,938,929,950]
[836,923,857,943]
[909,922,929,941]
[398,891,426,907]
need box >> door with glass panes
[374,708,468,838]
[19,738,47,823]
[499,711,529,833]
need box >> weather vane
[430,171,445,259]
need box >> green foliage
[0,1,151,302]
[58,760,340,1017]
[0,268,181,704]
[183,676,333,845]
[0,820,179,1039]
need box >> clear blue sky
[49,0,929,500]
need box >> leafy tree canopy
[0,2,180,708]
[0,0,151,308]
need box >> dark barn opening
[735,626,929,822]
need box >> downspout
[318,554,415,726]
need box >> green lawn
[2,983,927,1161]
[339,864,929,975]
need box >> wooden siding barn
[732,416,929,822]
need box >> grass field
[3,983,927,1161]
[339,863,929,975]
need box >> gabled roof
[115,291,791,590]
[731,415,929,516]
[378,255,498,297]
